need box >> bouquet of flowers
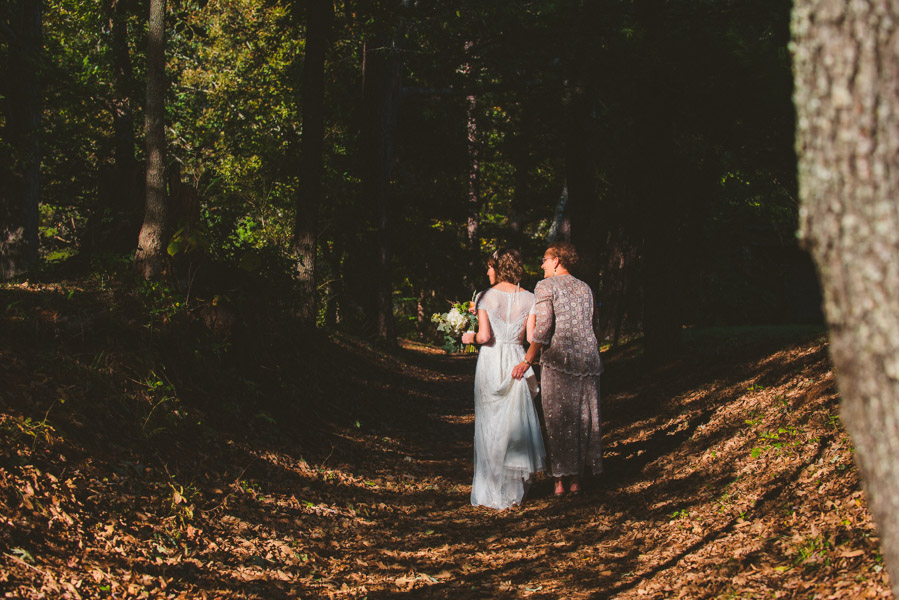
[432,293,480,354]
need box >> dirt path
[273,334,888,600]
[275,339,621,599]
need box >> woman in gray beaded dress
[512,241,603,497]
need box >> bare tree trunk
[362,36,401,345]
[83,0,143,254]
[108,0,139,187]
[462,41,480,292]
[320,238,342,327]
[134,0,168,279]
[1,0,41,280]
[547,186,570,243]
[793,2,899,595]
[465,88,480,293]
[291,0,331,327]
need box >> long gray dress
[533,274,604,477]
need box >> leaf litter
[0,280,893,598]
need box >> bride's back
[478,287,535,344]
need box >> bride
[461,248,546,509]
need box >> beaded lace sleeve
[533,282,554,345]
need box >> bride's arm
[474,309,492,344]
[514,312,541,379]
[461,309,493,345]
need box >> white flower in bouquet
[446,307,469,334]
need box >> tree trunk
[642,233,682,363]
[108,0,139,187]
[1,0,41,280]
[84,0,143,254]
[547,186,570,244]
[565,80,601,291]
[134,0,168,280]
[462,41,480,293]
[291,0,331,327]
[465,88,480,293]
[362,36,401,346]
[320,238,342,327]
[793,2,899,595]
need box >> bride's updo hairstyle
[545,241,579,269]
[488,248,524,284]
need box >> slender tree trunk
[642,228,681,363]
[793,2,899,595]
[640,141,684,364]
[83,0,143,254]
[320,238,342,327]
[547,186,570,243]
[134,0,168,279]
[362,36,401,345]
[508,100,534,253]
[1,0,41,280]
[291,0,331,327]
[465,88,480,293]
[416,287,426,338]
[462,41,480,292]
[108,0,139,186]
[563,0,601,291]
[598,229,633,347]
[564,80,601,289]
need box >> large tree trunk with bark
[1,0,41,280]
[361,36,401,346]
[134,0,168,280]
[291,0,331,327]
[793,2,899,595]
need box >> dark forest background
[1,0,820,358]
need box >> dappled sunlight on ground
[0,284,892,599]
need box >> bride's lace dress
[471,287,546,509]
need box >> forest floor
[0,273,894,599]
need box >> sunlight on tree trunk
[134,0,169,280]
[793,2,899,595]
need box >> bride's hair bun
[488,248,524,284]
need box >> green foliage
[168,0,300,250]
[166,225,212,257]
[0,398,63,453]
[33,0,804,342]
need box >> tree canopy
[2,0,812,351]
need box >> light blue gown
[470,287,546,509]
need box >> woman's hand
[461,332,476,345]
[511,361,529,380]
